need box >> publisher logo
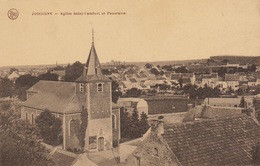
[8,8,19,20]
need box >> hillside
[126,59,207,67]
[210,56,260,65]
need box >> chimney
[187,103,193,110]
[150,116,164,136]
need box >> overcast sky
[0,0,259,67]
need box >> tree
[145,63,153,69]
[150,68,160,75]
[124,88,142,97]
[178,77,183,88]
[35,110,62,146]
[120,107,131,139]
[64,61,84,82]
[139,112,149,135]
[175,66,189,73]
[112,80,122,103]
[78,106,88,150]
[38,72,58,81]
[130,109,140,139]
[0,77,13,98]
[239,96,246,108]
[0,109,52,166]
[14,74,39,100]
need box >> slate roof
[162,115,260,166]
[23,80,81,114]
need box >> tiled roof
[23,81,81,114]
[225,74,239,81]
[183,105,244,122]
[171,73,181,80]
[145,98,202,114]
[162,115,260,166]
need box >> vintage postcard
[0,0,260,166]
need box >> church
[20,35,121,152]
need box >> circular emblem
[7,8,19,20]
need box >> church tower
[76,31,113,151]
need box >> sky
[0,0,260,67]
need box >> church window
[25,112,28,121]
[31,113,34,125]
[134,156,141,166]
[79,83,84,92]
[69,119,79,136]
[153,148,159,156]
[97,83,103,92]
[112,114,116,130]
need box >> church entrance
[98,137,104,151]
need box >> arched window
[97,83,103,92]
[153,148,159,156]
[69,119,78,136]
[31,113,34,125]
[25,112,28,121]
[112,114,116,130]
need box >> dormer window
[79,83,84,92]
[97,83,103,92]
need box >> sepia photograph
[0,0,260,165]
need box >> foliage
[112,80,122,103]
[123,88,142,98]
[9,67,18,74]
[120,107,131,139]
[239,96,246,108]
[35,110,62,146]
[0,77,13,98]
[38,72,58,81]
[130,109,140,138]
[151,84,171,91]
[120,108,149,140]
[182,84,221,99]
[175,66,189,73]
[162,65,174,71]
[78,106,88,149]
[139,112,150,136]
[0,109,52,166]
[150,68,159,75]
[145,63,153,69]
[14,75,39,100]
[64,61,84,82]
[178,77,183,88]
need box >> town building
[125,114,260,165]
[21,36,120,151]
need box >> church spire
[76,31,110,82]
[92,28,94,44]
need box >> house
[21,37,120,151]
[203,97,241,107]
[201,73,218,88]
[116,98,148,116]
[171,73,195,86]
[183,105,245,122]
[125,114,260,165]
[144,95,202,115]
[8,71,20,81]
[225,73,240,90]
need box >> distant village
[0,52,260,165]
